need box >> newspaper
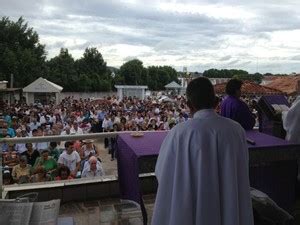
[0,199,60,225]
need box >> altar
[116,130,300,224]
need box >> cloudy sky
[1,0,300,73]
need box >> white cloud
[2,0,300,73]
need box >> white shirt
[70,126,83,135]
[152,109,253,225]
[282,96,300,143]
[58,151,81,172]
[134,117,144,125]
[15,143,27,154]
[81,161,105,178]
[39,115,46,124]
[34,142,49,153]
[29,122,40,131]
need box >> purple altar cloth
[117,130,300,224]
[246,130,296,148]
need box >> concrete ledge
[5,174,157,202]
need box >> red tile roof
[214,80,283,95]
[264,75,300,95]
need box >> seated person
[12,156,32,184]
[48,142,60,161]
[220,79,255,130]
[3,169,14,185]
[14,129,27,154]
[3,143,18,167]
[21,143,40,167]
[55,165,73,180]
[81,156,105,178]
[81,139,98,159]
[2,121,16,137]
[282,96,300,143]
[58,141,81,178]
[31,166,51,183]
[33,149,57,178]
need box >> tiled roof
[214,80,282,95]
[264,75,300,95]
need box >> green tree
[147,66,159,90]
[46,48,77,91]
[119,59,146,85]
[203,69,250,79]
[146,66,179,90]
[76,47,107,76]
[0,17,47,87]
[76,47,111,91]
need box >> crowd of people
[0,94,191,185]
[1,86,289,186]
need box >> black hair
[50,142,57,148]
[57,165,70,177]
[186,77,215,110]
[65,141,73,149]
[225,79,243,96]
[32,129,38,133]
[25,143,33,148]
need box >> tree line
[202,69,264,83]
[1,17,276,92]
[0,17,180,92]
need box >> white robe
[282,96,300,144]
[152,109,253,225]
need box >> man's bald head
[89,156,97,163]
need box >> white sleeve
[57,154,64,165]
[97,161,105,176]
[81,169,87,177]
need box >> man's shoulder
[59,151,67,158]
[173,114,243,135]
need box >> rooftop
[264,75,300,95]
[214,80,283,95]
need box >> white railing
[0,130,166,198]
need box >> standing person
[282,96,300,143]
[152,77,253,225]
[220,79,255,130]
[58,141,81,178]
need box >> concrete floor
[95,141,118,177]
[59,194,155,225]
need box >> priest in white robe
[282,96,300,144]
[151,77,254,225]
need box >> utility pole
[10,73,14,88]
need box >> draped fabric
[152,109,254,225]
[282,96,300,144]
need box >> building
[164,81,182,95]
[23,77,63,105]
[209,78,231,85]
[114,85,148,100]
[214,80,282,96]
[0,81,21,106]
[263,75,300,96]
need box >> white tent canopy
[164,81,181,89]
[23,77,63,93]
